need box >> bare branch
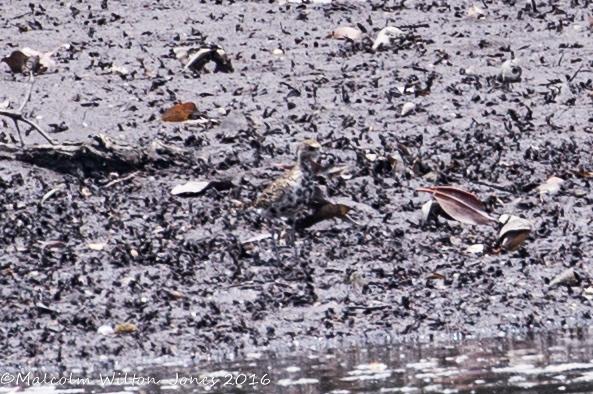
[0,110,56,145]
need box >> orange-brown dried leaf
[162,102,198,122]
[298,203,352,229]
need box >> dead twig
[102,172,140,188]
[0,73,57,146]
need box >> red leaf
[417,186,495,225]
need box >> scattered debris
[174,44,234,73]
[1,45,68,74]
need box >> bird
[252,139,323,259]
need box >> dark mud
[1,0,593,371]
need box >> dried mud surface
[1,0,593,370]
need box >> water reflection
[10,328,593,393]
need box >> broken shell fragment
[538,176,564,196]
[330,26,362,40]
[174,44,233,73]
[401,102,416,116]
[498,215,534,251]
[467,4,486,19]
[497,59,522,83]
[372,27,405,50]
[549,268,578,288]
[421,199,432,223]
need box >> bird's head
[297,139,322,164]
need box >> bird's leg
[291,219,298,259]
[268,220,282,263]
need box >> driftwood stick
[12,119,24,147]
[102,171,140,188]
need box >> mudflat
[0,0,591,369]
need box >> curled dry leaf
[498,215,534,251]
[372,26,405,50]
[330,26,362,40]
[417,186,496,225]
[549,268,578,288]
[162,102,198,122]
[538,176,564,196]
[174,44,234,73]
[114,323,137,334]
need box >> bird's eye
[308,146,316,151]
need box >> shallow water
[8,328,593,393]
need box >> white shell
[466,244,484,254]
[498,59,522,83]
[331,27,362,40]
[97,325,115,336]
[401,102,416,116]
[372,27,405,50]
